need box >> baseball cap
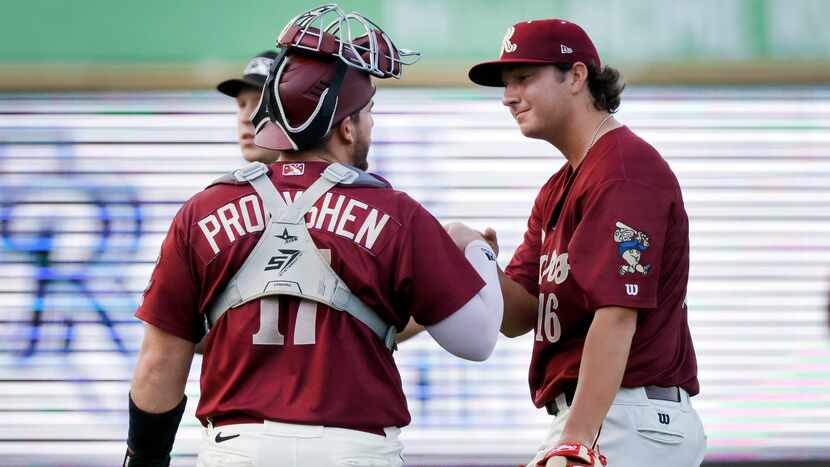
[217,51,278,97]
[468,19,601,87]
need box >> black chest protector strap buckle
[206,161,397,351]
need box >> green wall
[3,0,829,64]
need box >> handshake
[444,222,500,257]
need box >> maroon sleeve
[135,209,205,343]
[568,180,670,311]
[393,204,485,326]
[505,185,546,297]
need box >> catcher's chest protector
[206,162,397,351]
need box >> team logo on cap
[244,56,274,77]
[501,26,518,55]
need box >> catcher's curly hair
[587,65,625,113]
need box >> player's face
[236,87,280,163]
[501,64,572,140]
[350,100,374,171]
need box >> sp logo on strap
[264,249,302,275]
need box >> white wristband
[464,239,496,261]
[465,240,498,282]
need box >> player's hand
[537,443,606,467]
[482,227,500,257]
[443,222,486,251]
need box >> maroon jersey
[506,126,699,408]
[136,161,484,430]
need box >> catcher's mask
[252,4,420,151]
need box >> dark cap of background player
[217,51,278,97]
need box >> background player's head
[251,4,418,171]
[468,19,625,142]
[217,51,281,163]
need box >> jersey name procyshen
[197,191,391,255]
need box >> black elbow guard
[123,393,187,467]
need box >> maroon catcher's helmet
[251,4,419,151]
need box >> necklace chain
[587,113,614,153]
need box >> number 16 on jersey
[536,292,561,344]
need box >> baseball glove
[537,442,607,467]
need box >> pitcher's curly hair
[554,63,626,113]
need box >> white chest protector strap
[206,162,397,351]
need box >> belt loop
[384,326,398,352]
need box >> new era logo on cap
[560,44,573,54]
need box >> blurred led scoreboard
[0,88,828,466]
